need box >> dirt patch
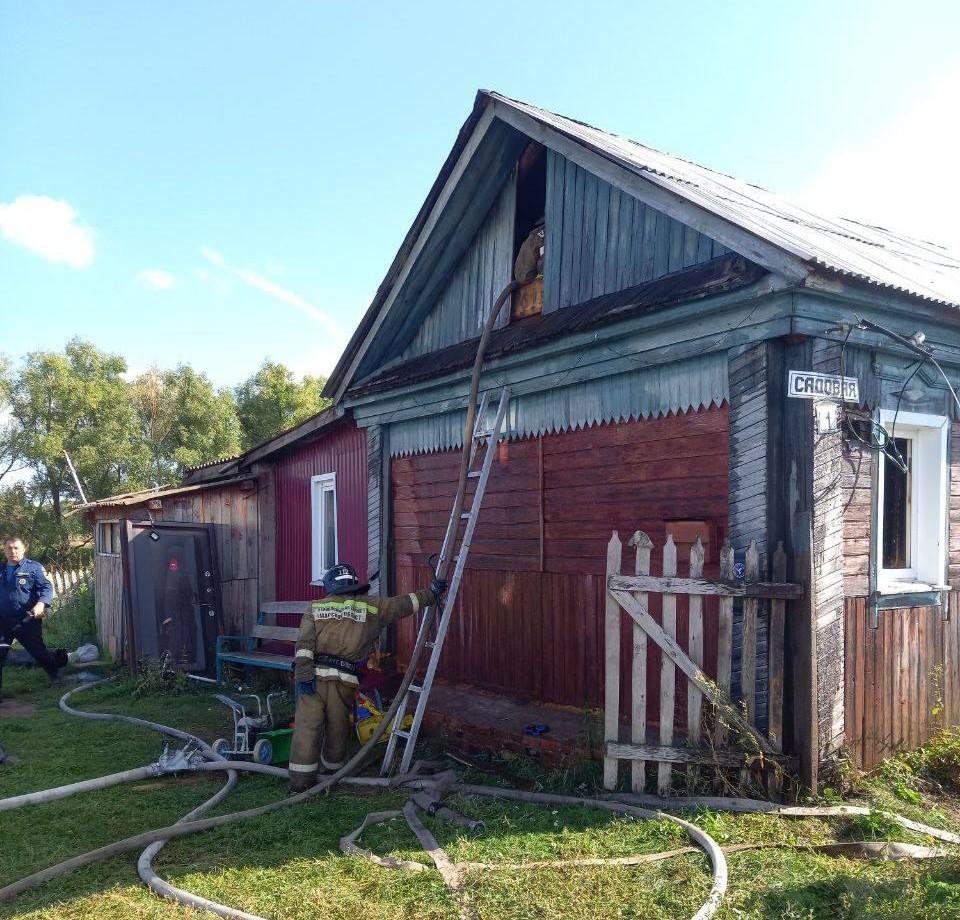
[0,698,36,719]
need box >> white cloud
[138,268,176,290]
[197,246,340,334]
[200,246,226,268]
[797,66,960,256]
[0,195,95,267]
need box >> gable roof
[325,90,960,400]
[351,253,764,397]
[493,92,960,308]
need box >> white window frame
[310,473,338,584]
[875,409,948,593]
[95,521,121,557]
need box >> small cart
[211,692,292,765]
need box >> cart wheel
[212,738,230,759]
[253,738,273,765]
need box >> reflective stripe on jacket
[293,588,436,685]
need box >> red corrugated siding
[274,421,367,607]
[392,408,729,709]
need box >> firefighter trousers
[288,679,356,791]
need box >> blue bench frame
[215,602,308,684]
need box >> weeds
[42,580,96,651]
[132,654,196,698]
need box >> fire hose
[4,279,957,919]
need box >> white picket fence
[48,566,93,606]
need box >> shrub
[905,728,960,791]
[43,581,97,651]
[132,655,196,698]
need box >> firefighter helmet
[321,563,367,596]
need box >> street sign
[787,370,859,402]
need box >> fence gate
[604,530,802,796]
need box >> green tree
[130,366,242,485]
[9,339,134,520]
[235,361,329,449]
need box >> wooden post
[604,532,623,790]
[739,540,760,790]
[741,541,760,724]
[687,537,705,790]
[658,534,678,796]
[629,530,652,793]
[252,462,277,607]
[715,540,734,747]
[768,542,787,752]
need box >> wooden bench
[215,602,309,683]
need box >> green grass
[1,666,960,919]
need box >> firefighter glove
[430,577,448,604]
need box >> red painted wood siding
[391,407,729,709]
[274,421,367,607]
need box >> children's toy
[211,692,292,765]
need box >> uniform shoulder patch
[311,598,378,623]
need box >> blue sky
[2,0,959,387]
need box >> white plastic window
[876,410,948,592]
[310,473,338,583]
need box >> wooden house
[322,90,960,785]
[79,409,371,668]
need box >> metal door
[124,521,220,672]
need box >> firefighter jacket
[294,588,437,686]
[0,558,54,624]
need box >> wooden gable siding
[401,174,516,361]
[391,407,728,709]
[543,151,728,313]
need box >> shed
[324,90,960,786]
[78,409,371,667]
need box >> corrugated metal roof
[488,91,960,308]
[326,90,960,400]
[71,476,254,514]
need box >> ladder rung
[408,684,423,694]
[468,470,481,478]
[460,512,471,519]
[425,641,436,649]
[393,729,410,740]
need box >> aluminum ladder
[381,387,511,776]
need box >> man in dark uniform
[0,536,67,692]
[288,563,445,792]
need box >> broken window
[512,141,546,320]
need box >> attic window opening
[511,141,546,321]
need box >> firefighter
[287,563,446,792]
[0,536,67,693]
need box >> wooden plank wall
[164,485,259,635]
[401,175,516,361]
[93,553,124,660]
[840,369,960,769]
[391,407,729,710]
[811,341,847,758]
[543,151,728,312]
[91,483,260,647]
[845,595,960,770]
